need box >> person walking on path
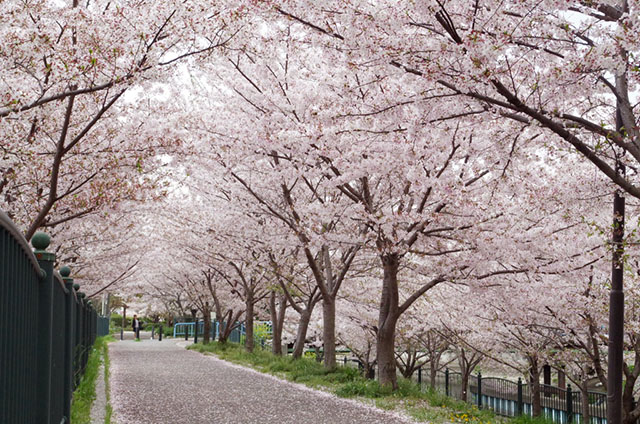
[132,314,141,340]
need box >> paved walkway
[110,339,413,424]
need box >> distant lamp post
[121,304,127,341]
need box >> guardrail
[0,210,99,424]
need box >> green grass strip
[70,335,115,424]
[70,336,105,423]
[188,342,504,424]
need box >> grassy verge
[71,335,115,424]
[508,416,556,424]
[188,342,503,424]
[103,336,114,424]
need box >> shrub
[335,379,392,398]
[110,314,131,329]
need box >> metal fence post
[185,324,189,341]
[517,377,523,416]
[33,232,55,424]
[86,300,91,362]
[73,283,81,388]
[89,304,96,344]
[477,372,483,409]
[446,368,450,397]
[60,266,74,421]
[159,324,163,341]
[78,293,87,374]
[194,320,199,344]
[567,384,573,423]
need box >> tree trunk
[401,366,413,379]
[430,360,437,389]
[217,319,227,343]
[623,397,639,424]
[459,350,470,402]
[398,350,419,378]
[622,371,638,424]
[461,372,470,402]
[458,348,482,403]
[322,296,336,370]
[376,253,400,389]
[363,362,374,380]
[530,363,542,417]
[319,244,340,370]
[218,311,237,344]
[202,304,211,345]
[269,292,280,354]
[292,309,311,359]
[396,349,409,378]
[269,292,287,356]
[218,321,229,344]
[245,293,254,353]
[581,379,591,424]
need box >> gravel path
[110,339,414,424]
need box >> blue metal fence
[173,321,245,342]
[1,211,99,424]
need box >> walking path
[109,339,413,424]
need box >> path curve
[110,339,414,424]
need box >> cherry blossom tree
[251,0,639,197]
[10,2,639,409]
[0,0,238,238]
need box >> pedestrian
[132,314,141,340]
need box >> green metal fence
[97,315,110,338]
[0,210,99,424]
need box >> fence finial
[31,232,50,251]
[31,232,55,263]
[60,266,71,278]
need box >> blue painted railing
[173,321,246,342]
